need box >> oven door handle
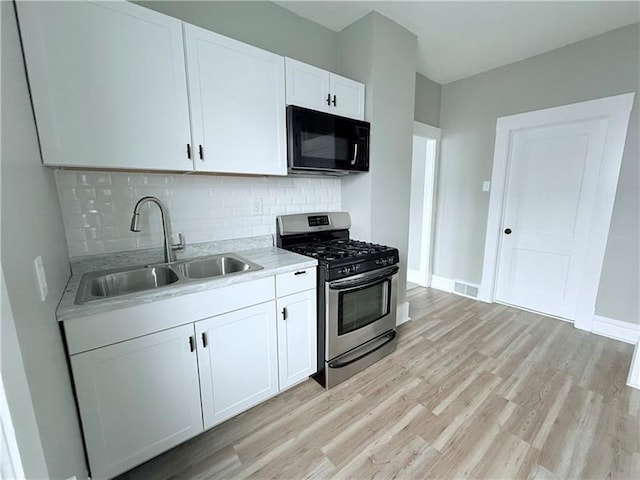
[328,265,399,290]
[328,330,397,369]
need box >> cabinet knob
[282,307,287,320]
[189,336,195,352]
[198,145,204,161]
[332,95,337,107]
[326,93,331,106]
[186,143,192,160]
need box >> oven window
[338,279,391,335]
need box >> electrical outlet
[33,255,48,301]
[252,199,263,216]
[482,181,491,192]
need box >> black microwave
[286,105,370,175]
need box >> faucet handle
[172,233,185,251]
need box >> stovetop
[276,212,400,279]
[288,239,399,280]
[289,239,395,263]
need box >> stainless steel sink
[75,253,262,304]
[90,267,179,297]
[176,256,258,279]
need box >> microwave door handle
[351,143,358,165]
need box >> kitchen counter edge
[56,246,317,323]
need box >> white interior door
[407,122,440,287]
[495,119,610,319]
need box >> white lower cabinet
[67,269,317,479]
[70,324,203,480]
[195,302,279,429]
[277,290,317,389]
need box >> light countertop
[57,241,317,323]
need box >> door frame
[407,121,441,287]
[479,93,635,331]
[1,377,25,480]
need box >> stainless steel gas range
[276,212,400,389]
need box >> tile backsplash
[55,171,341,257]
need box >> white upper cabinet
[17,1,287,175]
[330,74,366,120]
[285,58,365,120]
[184,24,287,176]
[285,59,332,113]
[17,1,193,170]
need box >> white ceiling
[274,1,640,84]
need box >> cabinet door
[277,290,317,390]
[17,1,193,170]
[185,24,286,175]
[70,324,203,480]
[330,73,365,120]
[196,302,279,430]
[285,57,331,113]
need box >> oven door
[325,265,398,360]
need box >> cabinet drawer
[276,267,316,297]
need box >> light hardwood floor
[118,288,640,480]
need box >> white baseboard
[429,277,640,348]
[430,275,453,293]
[396,301,410,326]
[592,315,640,345]
[628,341,640,390]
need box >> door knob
[504,228,512,235]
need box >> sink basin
[91,267,179,297]
[177,256,257,279]
[76,266,179,303]
[74,253,263,304]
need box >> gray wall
[414,73,441,127]
[339,12,417,306]
[1,2,88,478]
[136,1,338,71]
[436,23,639,324]
[1,268,49,479]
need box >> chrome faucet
[130,196,184,263]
